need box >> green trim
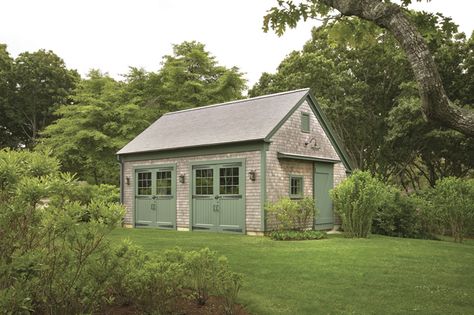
[260,143,268,232]
[132,163,177,229]
[264,93,309,141]
[119,141,265,162]
[277,152,340,164]
[289,174,304,199]
[301,112,310,133]
[306,93,354,171]
[118,155,124,204]
[188,158,246,234]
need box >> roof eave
[116,138,269,156]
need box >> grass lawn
[109,229,474,315]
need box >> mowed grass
[109,229,474,315]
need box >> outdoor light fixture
[304,137,321,151]
[126,176,130,185]
[179,174,185,183]
[248,170,256,181]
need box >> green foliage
[0,47,79,148]
[266,197,316,231]
[216,262,243,315]
[0,149,125,314]
[138,41,246,115]
[39,70,149,184]
[331,171,389,238]
[38,42,246,185]
[372,188,434,239]
[254,12,474,188]
[268,230,327,241]
[184,247,226,305]
[425,177,474,242]
[127,256,184,314]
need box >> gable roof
[117,88,353,171]
[117,88,310,155]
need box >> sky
[1,0,473,90]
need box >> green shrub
[372,188,432,239]
[0,149,243,314]
[427,177,474,243]
[0,149,125,314]
[266,197,316,231]
[184,247,223,305]
[331,170,389,238]
[216,257,243,315]
[128,258,184,314]
[268,230,327,241]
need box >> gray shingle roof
[117,88,310,155]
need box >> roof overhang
[277,152,341,164]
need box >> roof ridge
[163,87,310,116]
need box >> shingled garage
[117,88,352,234]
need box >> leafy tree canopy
[263,0,474,137]
[251,11,473,189]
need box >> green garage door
[314,162,334,230]
[192,162,245,233]
[135,166,176,229]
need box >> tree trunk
[321,0,474,137]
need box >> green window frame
[301,112,310,133]
[137,171,152,195]
[289,175,304,199]
[195,168,214,195]
[156,170,172,196]
[219,167,240,195]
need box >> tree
[5,49,79,147]
[251,18,413,175]
[142,41,246,115]
[252,12,473,187]
[263,0,474,137]
[0,44,16,147]
[39,70,149,184]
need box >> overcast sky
[1,0,473,90]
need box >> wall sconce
[304,137,321,151]
[248,170,256,181]
[179,174,185,183]
[126,176,130,185]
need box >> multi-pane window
[301,112,310,133]
[290,176,303,198]
[219,167,239,195]
[195,169,213,195]
[137,172,152,195]
[156,171,172,196]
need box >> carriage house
[117,88,352,234]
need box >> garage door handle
[213,205,220,212]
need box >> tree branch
[320,0,474,136]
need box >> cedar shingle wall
[123,151,261,232]
[266,99,348,228]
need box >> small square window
[301,112,310,133]
[290,176,304,199]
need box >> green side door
[314,162,334,230]
[192,162,245,233]
[135,166,176,229]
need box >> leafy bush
[372,188,433,239]
[331,170,389,238]
[426,177,474,243]
[0,149,125,314]
[268,230,327,241]
[0,149,243,314]
[266,197,316,231]
[216,258,243,315]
